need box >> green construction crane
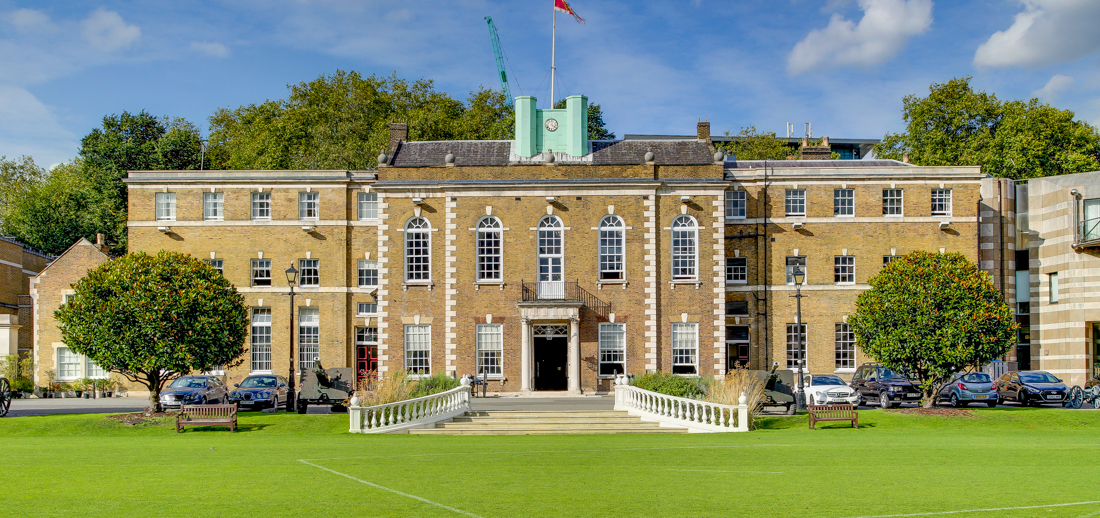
[484,16,513,107]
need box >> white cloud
[0,85,77,165]
[974,0,1100,68]
[1033,74,1073,101]
[787,0,932,76]
[80,8,141,52]
[6,8,55,33]
[190,41,229,58]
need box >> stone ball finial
[545,152,555,164]
[714,151,725,162]
[445,153,455,164]
[377,153,388,164]
[460,375,471,387]
[738,391,748,405]
[644,151,655,162]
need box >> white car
[802,374,860,406]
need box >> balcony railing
[520,280,611,318]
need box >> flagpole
[551,6,556,109]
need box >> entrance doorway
[533,324,568,391]
[355,327,378,384]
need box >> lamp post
[285,264,298,412]
[792,266,807,411]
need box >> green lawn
[1,408,1099,517]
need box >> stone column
[520,317,532,393]
[568,315,581,394]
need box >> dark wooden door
[534,337,568,391]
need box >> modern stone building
[118,94,990,394]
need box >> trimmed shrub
[409,374,460,398]
[630,372,704,399]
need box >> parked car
[936,372,997,407]
[850,363,922,408]
[996,370,1068,406]
[228,375,288,410]
[803,374,860,406]
[159,375,228,409]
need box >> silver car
[159,376,228,409]
[936,372,997,408]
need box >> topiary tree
[848,251,1016,408]
[55,251,249,412]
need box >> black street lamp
[792,266,807,411]
[285,264,298,412]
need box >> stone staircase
[407,410,688,435]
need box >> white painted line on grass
[298,459,483,518]
[666,469,782,474]
[839,500,1100,518]
[301,443,796,462]
[1075,509,1100,518]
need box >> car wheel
[786,403,795,415]
[1018,391,1029,406]
[880,392,892,409]
[296,401,308,415]
[950,394,961,408]
[986,400,997,408]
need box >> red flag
[555,0,585,23]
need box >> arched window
[671,215,697,280]
[598,215,625,281]
[405,217,431,282]
[537,216,564,298]
[476,216,502,281]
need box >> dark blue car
[996,371,1068,406]
[228,375,288,410]
[160,375,228,409]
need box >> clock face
[545,118,559,132]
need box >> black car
[228,375,288,410]
[159,375,228,409]
[996,370,1068,406]
[850,363,922,409]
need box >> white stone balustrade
[612,375,750,433]
[348,380,472,434]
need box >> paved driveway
[6,397,149,417]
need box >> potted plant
[97,378,116,398]
[72,380,86,398]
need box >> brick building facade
[120,96,985,393]
[0,236,51,359]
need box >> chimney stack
[903,152,910,164]
[799,135,832,160]
[387,122,409,159]
[696,120,711,144]
[95,233,108,253]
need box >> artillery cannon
[1065,376,1100,409]
[0,377,10,417]
[750,365,796,415]
[296,361,354,414]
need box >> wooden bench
[808,404,858,429]
[176,404,238,433]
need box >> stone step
[451,416,640,424]
[435,421,665,430]
[409,427,687,435]
[463,411,631,418]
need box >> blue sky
[3,0,1100,167]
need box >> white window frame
[298,192,319,220]
[785,256,807,285]
[203,192,224,221]
[85,357,108,379]
[725,190,747,220]
[404,324,431,376]
[251,192,271,220]
[726,257,747,284]
[298,258,319,287]
[358,259,378,287]
[785,189,806,217]
[598,323,626,377]
[834,255,855,285]
[155,192,176,221]
[671,215,698,281]
[358,191,378,220]
[356,302,378,316]
[786,323,807,370]
[835,323,856,371]
[883,255,900,267]
[203,258,224,275]
[883,189,904,216]
[598,215,625,281]
[405,217,432,283]
[251,259,271,287]
[251,308,272,373]
[56,346,81,381]
[475,323,503,378]
[476,216,503,282]
[1050,272,1059,303]
[834,188,854,217]
[671,323,698,375]
[298,307,320,371]
[931,188,952,216]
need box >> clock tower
[514,94,589,158]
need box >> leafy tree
[79,112,204,253]
[876,77,1100,179]
[0,155,46,214]
[553,99,615,140]
[717,126,793,160]
[208,71,515,170]
[0,161,100,255]
[848,251,1016,408]
[55,251,249,412]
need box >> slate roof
[388,139,716,167]
[725,159,911,168]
